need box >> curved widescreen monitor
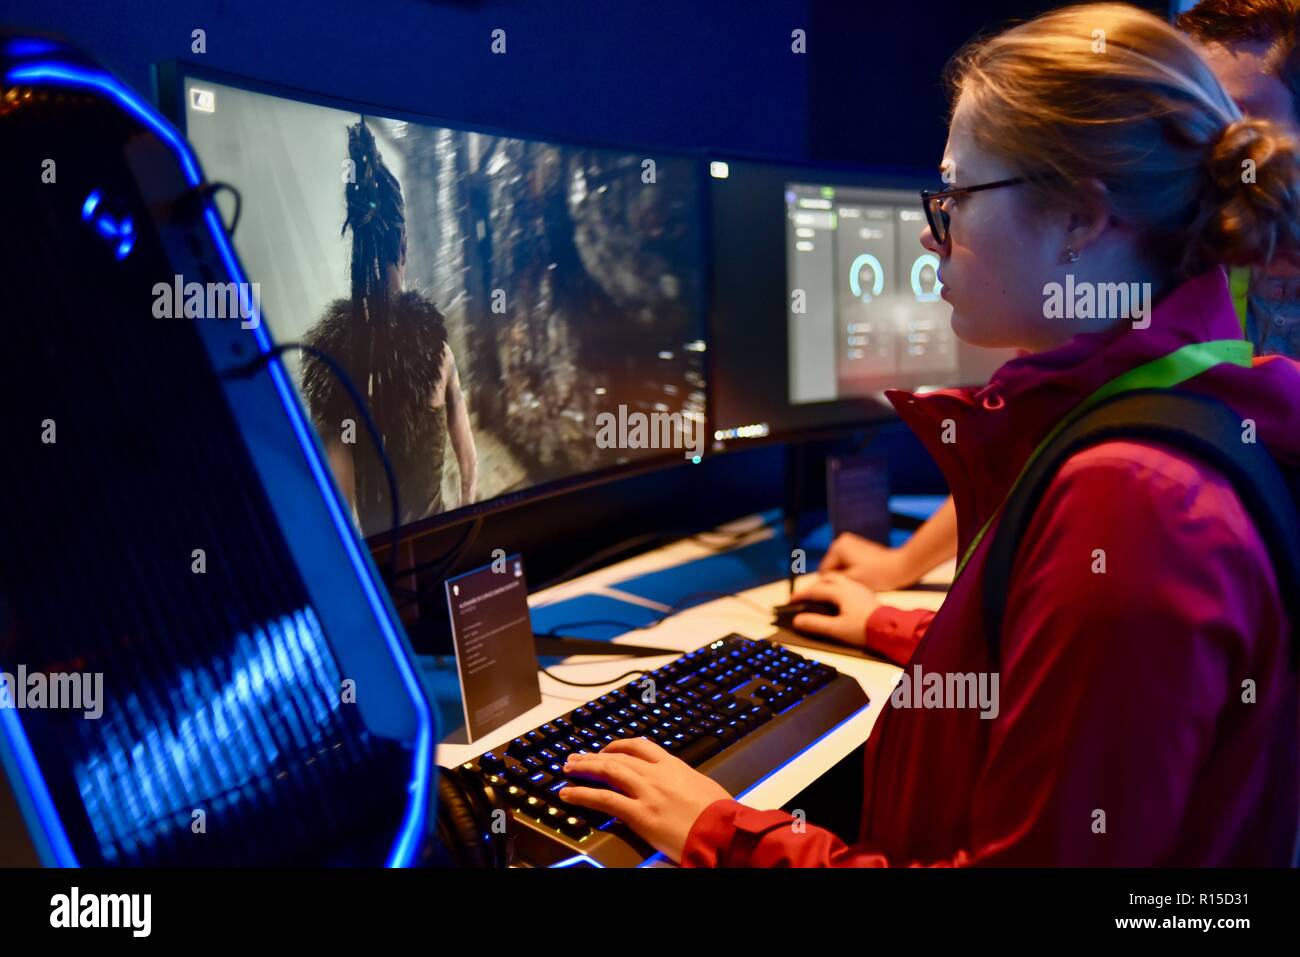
[708,158,1013,450]
[160,64,708,542]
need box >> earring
[1062,247,1080,264]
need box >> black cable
[539,593,763,685]
[392,516,483,606]
[206,181,242,237]
[537,588,770,640]
[181,180,243,238]
[223,341,402,586]
[536,618,647,635]
[539,666,650,688]
[390,515,484,582]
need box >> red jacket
[683,271,1300,867]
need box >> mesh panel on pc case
[0,38,433,866]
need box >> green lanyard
[1229,267,1251,335]
[953,338,1255,579]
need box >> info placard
[444,554,542,742]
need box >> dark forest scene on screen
[184,79,706,537]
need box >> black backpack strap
[982,389,1300,668]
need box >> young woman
[815,0,1300,610]
[558,3,1300,866]
[302,119,477,538]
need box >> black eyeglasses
[920,177,1026,245]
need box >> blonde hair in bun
[948,2,1300,277]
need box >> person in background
[559,2,1300,866]
[1182,0,1300,357]
[813,0,1300,643]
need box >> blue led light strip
[0,705,78,865]
[5,57,433,868]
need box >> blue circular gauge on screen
[849,253,885,300]
[911,253,943,301]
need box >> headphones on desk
[432,764,514,868]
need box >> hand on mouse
[789,571,881,648]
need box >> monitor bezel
[154,59,714,548]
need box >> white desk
[436,513,952,813]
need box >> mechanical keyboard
[455,633,869,866]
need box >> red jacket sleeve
[681,442,1277,867]
[863,605,933,666]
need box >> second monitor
[788,182,970,404]
[709,160,1013,449]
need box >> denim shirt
[1246,269,1300,358]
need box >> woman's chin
[948,308,976,345]
[949,308,1004,350]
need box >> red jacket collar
[884,270,1247,548]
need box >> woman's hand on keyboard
[558,738,731,864]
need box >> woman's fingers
[564,751,645,794]
[600,737,667,763]
[791,611,840,636]
[563,743,736,864]
[789,578,840,604]
[819,539,849,571]
[818,570,853,585]
[557,784,639,821]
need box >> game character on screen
[301,119,478,536]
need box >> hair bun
[1187,117,1300,273]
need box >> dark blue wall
[805,0,1171,168]
[3,0,810,157]
[8,1,1156,189]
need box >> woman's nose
[920,225,947,256]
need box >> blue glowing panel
[72,608,345,863]
[1,48,434,866]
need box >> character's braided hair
[302,117,455,534]
[343,118,405,323]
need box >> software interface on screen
[182,77,706,538]
[785,183,1010,405]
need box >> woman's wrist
[890,542,925,587]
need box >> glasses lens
[926,195,947,244]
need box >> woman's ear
[1063,177,1113,256]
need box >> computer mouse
[772,599,839,632]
